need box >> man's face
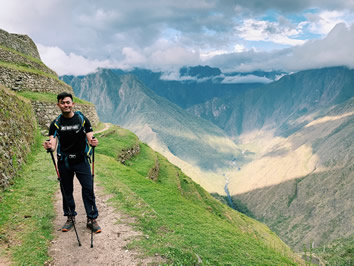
[57,96,74,114]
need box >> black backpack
[53,111,93,162]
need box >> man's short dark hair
[57,92,73,102]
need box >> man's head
[57,92,75,116]
[57,92,73,102]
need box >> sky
[1,0,354,76]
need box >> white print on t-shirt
[60,124,80,131]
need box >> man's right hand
[43,139,53,151]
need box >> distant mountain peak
[179,65,222,78]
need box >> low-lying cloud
[221,75,273,84]
[37,44,114,76]
[160,71,275,84]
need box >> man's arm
[83,115,98,147]
[86,132,98,147]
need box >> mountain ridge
[188,66,354,137]
[64,68,250,192]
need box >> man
[43,92,101,233]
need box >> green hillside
[0,119,300,265]
[94,126,298,264]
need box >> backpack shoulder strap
[53,114,62,138]
[74,111,93,158]
[74,111,86,133]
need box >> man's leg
[73,159,98,219]
[74,159,101,233]
[57,161,77,217]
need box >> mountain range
[62,69,249,192]
[61,65,354,251]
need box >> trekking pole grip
[46,139,60,181]
[46,139,51,153]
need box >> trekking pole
[47,141,82,247]
[90,136,95,248]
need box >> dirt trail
[94,123,111,134]
[47,124,163,265]
[0,256,11,266]
[47,179,162,265]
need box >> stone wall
[0,66,73,93]
[148,157,160,181]
[76,104,100,127]
[33,101,100,131]
[118,144,141,164]
[0,46,57,76]
[0,85,37,189]
[0,29,41,60]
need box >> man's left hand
[90,137,98,147]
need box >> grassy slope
[0,131,57,265]
[95,126,299,264]
[17,91,91,104]
[0,124,299,265]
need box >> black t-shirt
[49,113,93,155]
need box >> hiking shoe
[62,216,75,232]
[87,219,102,233]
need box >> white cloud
[160,72,210,82]
[234,44,247,53]
[37,44,114,76]
[121,47,147,65]
[160,71,274,84]
[238,19,306,46]
[146,40,201,67]
[200,49,229,60]
[78,8,120,30]
[283,22,354,71]
[305,10,354,35]
[221,74,273,84]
